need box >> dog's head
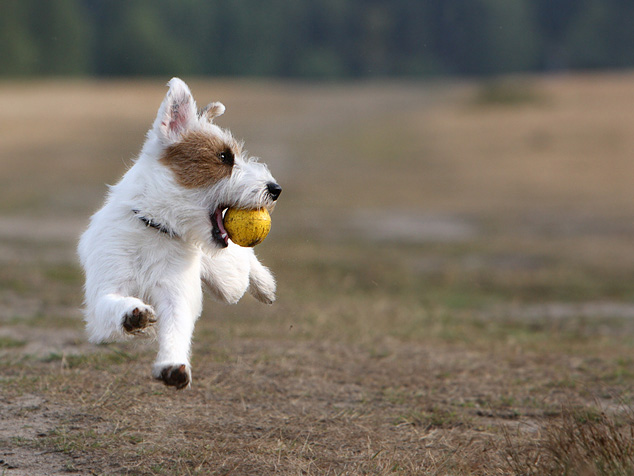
[148,78,281,249]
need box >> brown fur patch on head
[160,130,239,188]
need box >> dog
[78,78,281,389]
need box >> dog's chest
[131,237,202,287]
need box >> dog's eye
[219,150,234,166]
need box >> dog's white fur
[78,78,279,388]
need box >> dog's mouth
[211,206,229,247]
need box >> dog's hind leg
[85,293,156,343]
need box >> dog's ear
[200,102,225,122]
[153,78,197,145]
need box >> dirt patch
[1,395,73,476]
[492,301,634,321]
[348,209,478,243]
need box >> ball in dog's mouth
[211,207,229,247]
[223,208,271,247]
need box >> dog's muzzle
[210,183,280,248]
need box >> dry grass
[504,403,634,476]
[544,406,634,475]
[2,73,634,474]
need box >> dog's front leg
[200,243,251,304]
[150,285,201,389]
[200,244,276,304]
[85,293,156,343]
[248,253,276,304]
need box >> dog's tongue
[213,208,229,245]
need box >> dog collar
[132,209,179,238]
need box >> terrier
[78,78,281,389]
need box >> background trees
[2,0,633,78]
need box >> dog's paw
[155,364,191,390]
[122,306,156,334]
[250,284,275,304]
[249,266,276,304]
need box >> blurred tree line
[1,0,633,78]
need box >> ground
[1,74,634,475]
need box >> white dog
[78,78,281,389]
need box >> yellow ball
[223,208,271,247]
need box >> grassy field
[2,73,634,475]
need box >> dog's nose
[267,182,282,201]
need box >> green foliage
[0,1,39,75]
[0,0,89,75]
[1,0,634,78]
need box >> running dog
[78,78,281,389]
